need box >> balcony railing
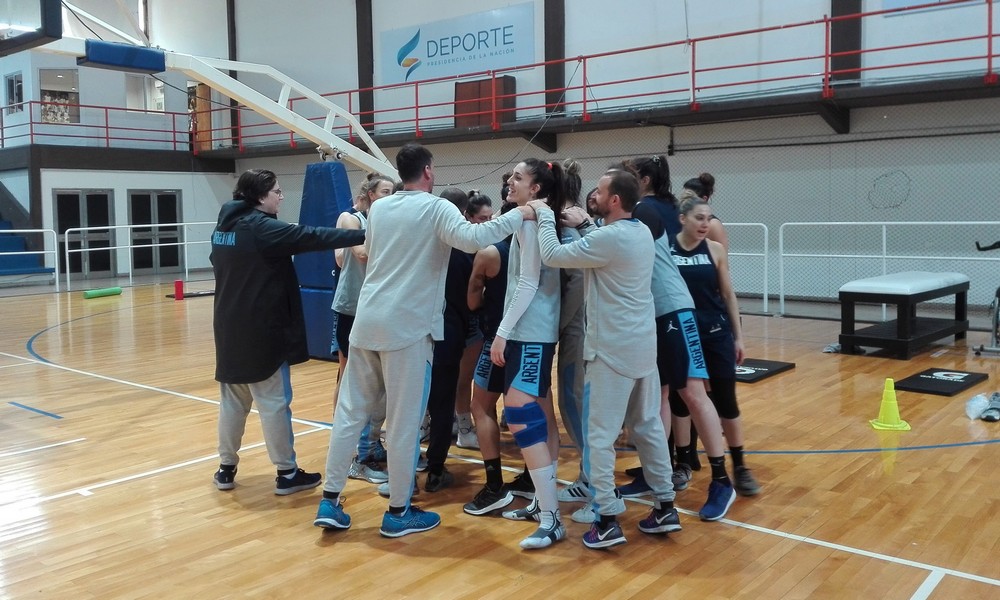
[1,0,996,152]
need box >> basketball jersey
[669,236,729,326]
[331,210,367,316]
[480,239,510,337]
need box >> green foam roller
[83,287,123,299]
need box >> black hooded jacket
[210,199,364,383]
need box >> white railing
[778,221,1000,316]
[62,221,214,291]
[0,228,61,292]
[725,223,769,313]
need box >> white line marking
[0,438,86,458]
[11,427,325,505]
[911,570,946,600]
[0,361,34,370]
[448,451,1000,589]
[0,351,331,428]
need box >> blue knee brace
[505,402,548,448]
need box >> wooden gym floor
[1,284,999,599]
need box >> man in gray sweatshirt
[530,169,679,550]
[314,143,534,538]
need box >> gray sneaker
[348,457,389,484]
[378,478,419,498]
[672,463,692,492]
[733,466,761,496]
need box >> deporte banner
[379,3,535,85]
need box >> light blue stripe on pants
[324,337,432,510]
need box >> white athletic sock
[538,509,559,530]
[529,464,558,513]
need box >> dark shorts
[474,336,506,394]
[465,314,484,347]
[656,309,708,390]
[334,311,354,357]
[503,340,556,398]
[699,323,737,379]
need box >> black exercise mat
[735,359,795,383]
[165,290,215,298]
[894,369,988,396]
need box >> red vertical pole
[690,40,700,111]
[823,14,835,98]
[490,71,500,131]
[105,107,111,147]
[987,0,998,84]
[582,57,591,122]
[414,83,422,138]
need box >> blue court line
[26,300,164,363]
[9,401,63,419]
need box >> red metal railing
[1,0,996,152]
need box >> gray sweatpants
[218,362,297,471]
[583,358,675,516]
[324,336,432,509]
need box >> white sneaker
[557,479,591,503]
[571,504,596,524]
[456,427,479,449]
[377,479,419,498]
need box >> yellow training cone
[870,378,910,431]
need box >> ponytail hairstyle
[357,172,395,211]
[465,190,493,220]
[521,158,565,213]
[628,154,673,204]
[561,158,583,209]
[683,172,716,199]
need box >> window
[39,69,80,123]
[126,74,165,113]
[4,72,22,115]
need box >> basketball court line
[3,351,998,596]
[0,438,86,458]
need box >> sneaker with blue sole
[313,499,351,529]
[617,473,652,498]
[699,479,736,521]
[582,519,626,549]
[379,506,440,538]
[638,506,682,534]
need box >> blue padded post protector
[294,161,354,289]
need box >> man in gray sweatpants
[531,169,679,550]
[314,143,534,538]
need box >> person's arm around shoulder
[432,198,530,253]
[334,211,365,268]
[530,201,610,269]
[708,238,744,364]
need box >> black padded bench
[839,271,969,360]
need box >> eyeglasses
[270,189,283,197]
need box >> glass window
[125,74,164,112]
[4,72,23,115]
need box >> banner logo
[397,30,422,81]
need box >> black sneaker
[733,466,761,497]
[463,484,514,516]
[274,468,321,496]
[424,468,455,492]
[624,466,643,478]
[506,471,535,499]
[214,465,236,491]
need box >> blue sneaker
[313,499,351,530]
[617,473,652,498]
[638,506,682,534]
[379,506,441,538]
[699,479,736,521]
[582,519,626,549]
